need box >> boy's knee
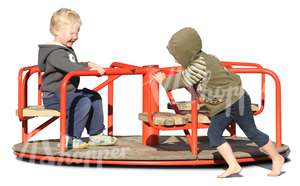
[93,92,101,100]
[89,91,102,101]
[78,97,92,111]
[207,128,224,147]
[207,128,216,141]
[246,130,269,147]
[207,127,222,138]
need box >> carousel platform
[13,136,290,166]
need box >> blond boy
[38,8,117,148]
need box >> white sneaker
[70,138,89,149]
[88,133,118,146]
[58,136,88,149]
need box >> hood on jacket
[167,27,202,67]
[38,44,70,71]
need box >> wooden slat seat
[184,113,210,123]
[17,105,60,117]
[138,112,189,126]
[138,112,210,126]
[139,102,259,126]
[167,101,259,113]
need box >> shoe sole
[88,137,118,146]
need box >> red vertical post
[190,90,198,156]
[22,120,28,143]
[21,72,29,143]
[274,72,282,147]
[229,122,236,138]
[142,65,159,146]
[108,78,114,136]
[60,81,68,152]
[38,71,42,106]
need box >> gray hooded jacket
[38,44,88,98]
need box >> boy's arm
[154,57,207,91]
[154,72,186,91]
[48,50,89,72]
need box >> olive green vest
[162,27,244,117]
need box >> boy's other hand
[91,67,105,75]
[87,62,99,68]
[152,72,166,84]
[87,62,105,75]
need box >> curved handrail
[18,65,41,121]
[222,61,266,115]
[230,68,282,147]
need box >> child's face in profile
[55,23,80,48]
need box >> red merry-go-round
[13,61,290,166]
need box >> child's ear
[52,26,63,37]
[52,29,59,37]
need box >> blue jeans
[43,88,105,138]
[207,91,269,147]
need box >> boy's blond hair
[50,8,81,36]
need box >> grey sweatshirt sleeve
[161,72,186,91]
[47,49,89,72]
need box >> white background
[0,0,299,185]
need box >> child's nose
[73,33,78,40]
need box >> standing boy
[153,27,284,178]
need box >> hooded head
[167,27,202,67]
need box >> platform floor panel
[13,136,290,161]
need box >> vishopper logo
[17,141,130,167]
[199,85,243,102]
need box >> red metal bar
[222,61,266,115]
[143,65,160,145]
[222,61,262,68]
[256,71,266,116]
[18,66,43,143]
[21,72,30,143]
[110,62,141,69]
[93,75,120,92]
[105,68,146,75]
[22,120,28,143]
[231,68,282,147]
[38,71,42,106]
[166,91,195,143]
[227,121,237,138]
[27,117,59,140]
[105,63,143,136]
[18,66,41,143]
[191,94,199,155]
[108,78,114,136]
[166,91,181,114]
[18,71,29,121]
[18,65,41,121]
